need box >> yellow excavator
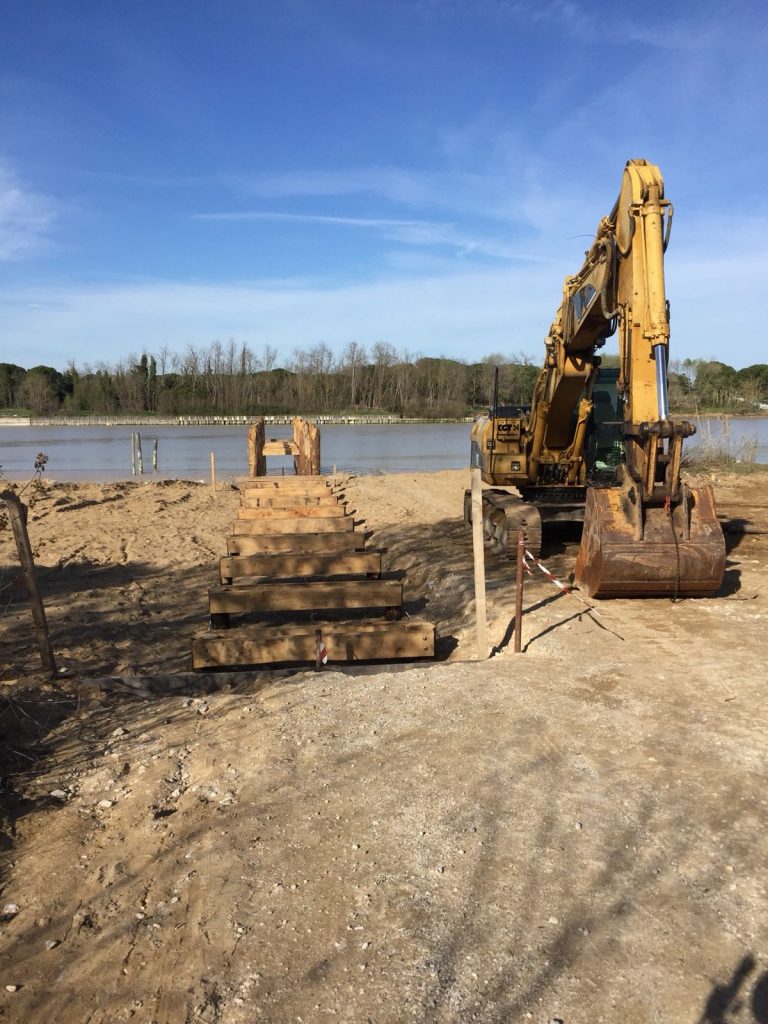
[467,158,726,598]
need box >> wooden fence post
[514,528,525,654]
[1,490,57,678]
[470,464,488,660]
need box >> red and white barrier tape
[523,550,600,615]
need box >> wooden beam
[240,494,340,508]
[208,578,402,614]
[220,550,382,582]
[192,619,435,668]
[231,516,354,535]
[241,479,330,493]
[227,532,367,556]
[263,440,299,456]
[236,504,345,520]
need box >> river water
[1,418,766,481]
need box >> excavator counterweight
[468,159,726,598]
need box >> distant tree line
[0,342,540,417]
[1,343,766,417]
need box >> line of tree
[0,342,540,418]
[1,343,766,418]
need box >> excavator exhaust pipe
[574,483,726,598]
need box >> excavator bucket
[574,483,726,598]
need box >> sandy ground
[1,467,768,1022]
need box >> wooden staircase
[192,476,435,670]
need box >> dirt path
[1,468,767,1022]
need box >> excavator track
[464,488,543,558]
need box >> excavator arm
[468,158,726,598]
[570,160,725,596]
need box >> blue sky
[1,0,767,370]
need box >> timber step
[192,466,434,670]
[236,504,347,520]
[227,532,368,556]
[240,494,341,508]
[220,550,382,583]
[238,478,332,492]
[209,578,402,615]
[231,516,355,535]
[192,619,435,669]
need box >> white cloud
[3,210,767,371]
[0,163,57,260]
[194,209,543,262]
[0,266,553,368]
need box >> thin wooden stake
[1,490,57,678]
[210,450,216,496]
[470,465,488,660]
[130,432,136,476]
[152,437,158,471]
[136,432,144,475]
[514,528,525,654]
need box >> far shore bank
[1,413,474,427]
[1,409,767,428]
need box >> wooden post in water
[307,421,321,475]
[210,451,216,496]
[292,417,321,476]
[136,432,144,475]
[514,528,525,654]
[131,433,136,476]
[470,464,488,660]
[152,438,158,472]
[247,418,266,477]
[0,490,57,678]
[291,418,303,475]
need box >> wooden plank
[192,619,435,668]
[240,477,330,491]
[209,579,402,614]
[263,441,299,455]
[220,551,382,582]
[227,533,367,556]
[237,505,345,520]
[240,494,340,508]
[231,517,354,535]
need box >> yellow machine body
[470,159,726,598]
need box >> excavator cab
[584,368,624,487]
